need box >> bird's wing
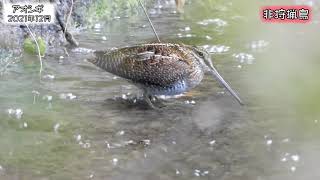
[92,44,193,87]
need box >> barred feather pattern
[88,43,205,95]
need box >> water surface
[0,0,320,179]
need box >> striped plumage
[89,43,205,96]
[88,43,243,108]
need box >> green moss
[23,37,46,56]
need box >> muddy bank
[0,0,166,57]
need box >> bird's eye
[198,51,204,57]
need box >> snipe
[88,43,243,108]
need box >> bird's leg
[152,96,166,108]
[143,93,158,109]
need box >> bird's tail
[86,50,102,66]
[85,50,114,71]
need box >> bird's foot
[143,94,166,110]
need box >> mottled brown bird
[88,43,243,108]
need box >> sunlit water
[0,0,320,180]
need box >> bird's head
[190,46,244,105]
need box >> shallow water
[1,0,320,179]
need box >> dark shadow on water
[101,96,194,112]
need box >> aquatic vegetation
[23,37,46,56]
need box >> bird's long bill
[208,64,244,105]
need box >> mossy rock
[23,37,46,56]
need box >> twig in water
[24,23,43,79]
[137,0,161,42]
[56,3,79,47]
[64,0,73,34]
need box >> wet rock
[0,0,86,56]
[0,49,20,75]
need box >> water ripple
[197,18,228,27]
[232,53,255,64]
[202,45,230,53]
